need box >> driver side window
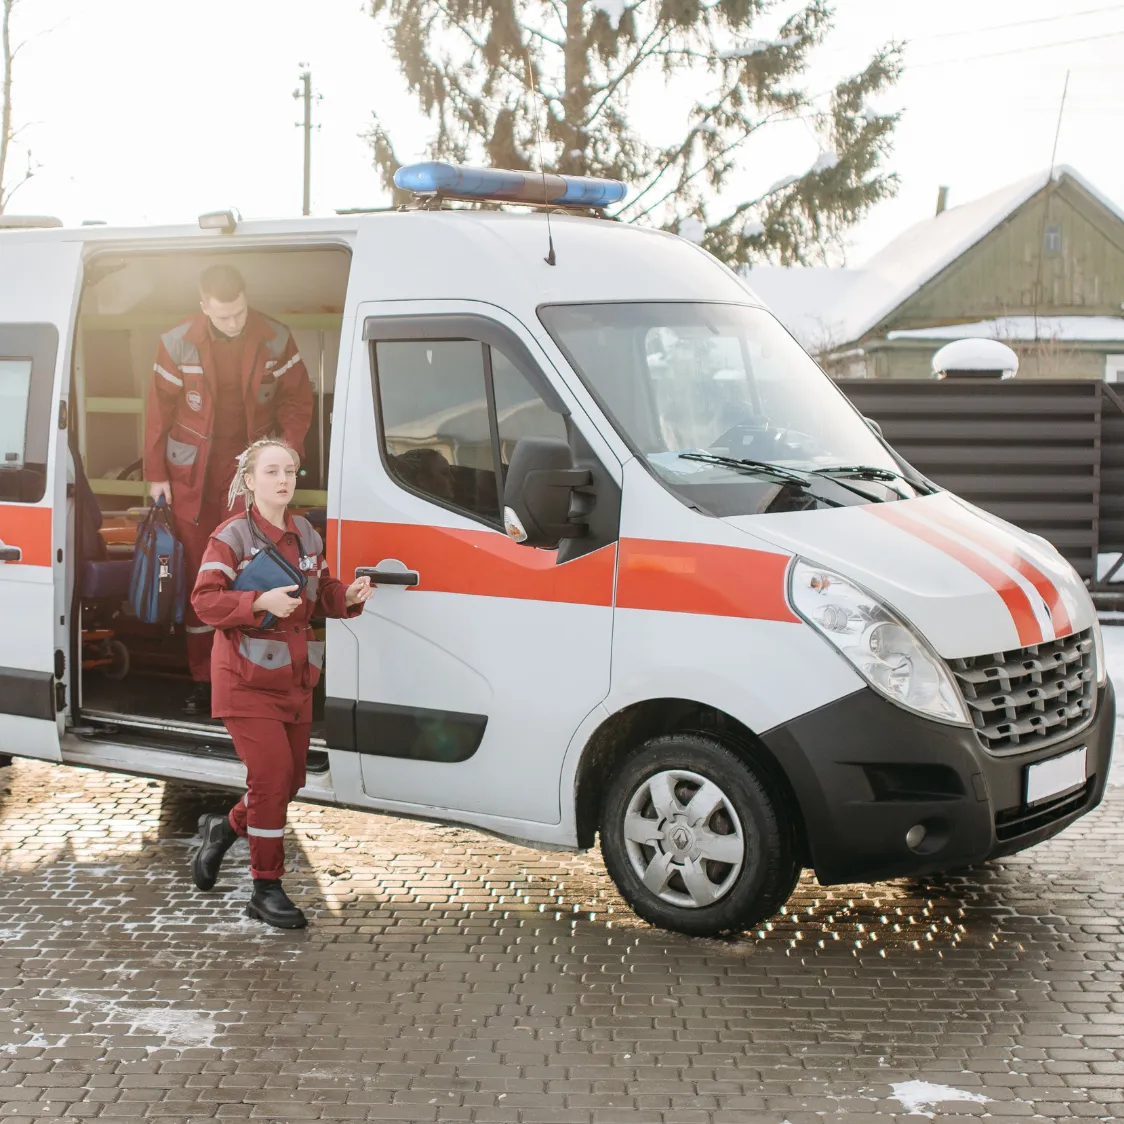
[372,337,566,526]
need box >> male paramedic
[144,265,313,716]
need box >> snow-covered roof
[741,266,860,350]
[745,165,1124,348]
[886,316,1124,343]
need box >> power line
[908,27,1124,68]
[917,3,1124,40]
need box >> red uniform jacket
[191,508,362,722]
[143,310,313,525]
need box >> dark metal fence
[836,379,1124,599]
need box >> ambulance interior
[72,246,350,760]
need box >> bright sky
[7,0,1122,263]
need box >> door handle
[0,544,21,563]
[356,566,420,587]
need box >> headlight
[789,559,970,726]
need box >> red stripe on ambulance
[617,538,798,622]
[0,504,52,567]
[330,520,798,620]
[922,505,1073,638]
[869,504,1043,646]
[335,520,616,607]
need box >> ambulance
[0,164,1113,937]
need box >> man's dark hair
[199,264,246,303]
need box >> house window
[1043,225,1062,254]
[1106,355,1124,384]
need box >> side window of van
[0,326,59,504]
[0,360,34,469]
[491,350,568,466]
[372,338,566,526]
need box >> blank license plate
[1025,747,1088,806]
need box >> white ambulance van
[0,165,1113,937]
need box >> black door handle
[356,566,420,587]
[0,545,21,562]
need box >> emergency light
[394,162,627,208]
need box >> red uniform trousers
[172,457,243,682]
[224,716,311,880]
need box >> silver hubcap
[622,769,745,909]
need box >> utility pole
[294,67,316,216]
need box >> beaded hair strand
[227,437,300,512]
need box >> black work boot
[183,682,212,718]
[246,879,307,929]
[191,813,238,891]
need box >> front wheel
[599,734,801,937]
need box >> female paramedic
[188,437,373,928]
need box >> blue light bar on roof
[394,161,627,208]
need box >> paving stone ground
[0,746,1121,1124]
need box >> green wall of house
[852,174,1124,379]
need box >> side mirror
[864,416,884,440]
[502,437,592,549]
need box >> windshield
[540,301,918,517]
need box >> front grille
[994,779,1094,842]
[950,629,1096,753]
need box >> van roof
[0,206,635,245]
[0,208,755,311]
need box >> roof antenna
[525,53,556,266]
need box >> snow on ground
[1101,624,1124,786]
[890,1081,990,1118]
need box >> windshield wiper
[679,452,811,485]
[815,464,932,497]
[677,453,843,506]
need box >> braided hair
[227,437,300,512]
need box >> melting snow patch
[51,989,220,1048]
[891,1081,990,1118]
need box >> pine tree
[365,0,901,266]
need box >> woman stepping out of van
[189,438,373,928]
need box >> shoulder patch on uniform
[292,516,324,557]
[214,519,255,559]
[263,316,292,358]
[161,320,202,368]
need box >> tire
[599,733,801,937]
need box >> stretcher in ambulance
[0,166,1113,937]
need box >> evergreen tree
[366,1,901,266]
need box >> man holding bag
[143,265,313,716]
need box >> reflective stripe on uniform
[155,363,183,387]
[239,635,292,670]
[272,353,302,378]
[185,624,215,634]
[200,560,237,581]
[246,825,285,838]
[180,364,204,375]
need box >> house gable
[873,174,1124,336]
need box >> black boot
[246,879,307,929]
[183,682,212,718]
[191,813,238,891]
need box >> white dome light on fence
[932,338,1019,380]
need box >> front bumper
[761,680,1115,885]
